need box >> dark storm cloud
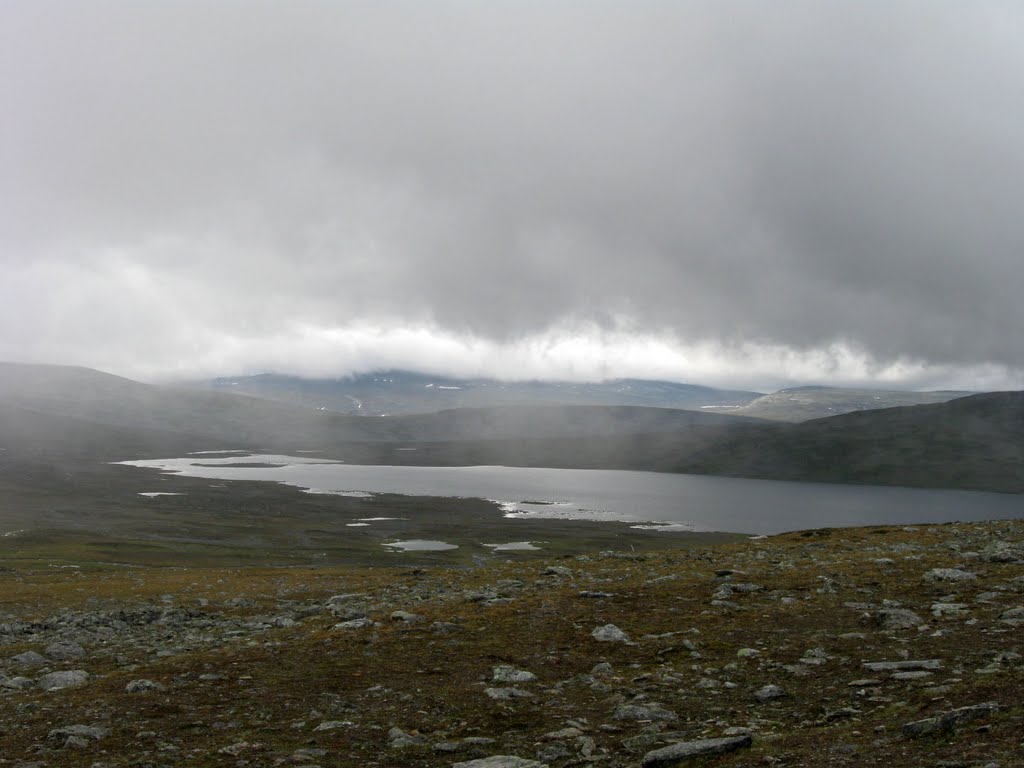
[1,2,1022,385]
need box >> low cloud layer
[2,3,1023,389]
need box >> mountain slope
[331,392,1024,493]
[682,391,1024,491]
[189,370,763,416]
[731,385,972,422]
[0,363,763,455]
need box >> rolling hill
[730,385,972,422]
[186,371,764,416]
[2,362,1020,494]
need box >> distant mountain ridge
[188,370,763,416]
[0,362,764,458]
[1,362,1019,494]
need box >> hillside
[683,391,1024,492]
[331,393,1024,494]
[0,363,761,457]
[2,363,1020,494]
[731,386,972,422]
[188,371,763,416]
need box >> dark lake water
[118,453,1024,535]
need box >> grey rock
[592,624,630,643]
[334,617,374,629]
[1,675,34,690]
[923,568,977,583]
[754,684,786,702]
[45,642,85,661]
[38,670,88,691]
[642,735,753,767]
[313,720,354,731]
[11,650,47,667]
[492,665,537,683]
[452,757,548,768]
[434,736,496,753]
[388,726,427,748]
[542,566,573,578]
[931,602,969,618]
[863,659,941,672]
[902,702,999,738]
[891,670,932,681]
[431,621,462,634]
[485,686,534,700]
[999,607,1024,625]
[873,608,924,629]
[125,678,164,693]
[980,542,1024,562]
[390,610,424,623]
[48,724,109,742]
[614,703,678,722]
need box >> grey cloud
[1,2,1023,384]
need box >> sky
[2,2,1023,391]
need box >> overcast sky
[2,2,1023,390]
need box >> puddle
[346,523,371,527]
[483,541,542,551]
[138,492,184,497]
[382,539,458,552]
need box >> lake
[117,452,1024,535]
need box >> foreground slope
[1,521,1021,767]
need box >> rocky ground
[1,520,1023,767]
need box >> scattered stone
[334,617,374,629]
[388,726,427,748]
[592,624,630,643]
[452,757,548,768]
[45,641,85,661]
[902,702,999,738]
[613,703,678,722]
[931,602,969,618]
[313,720,354,731]
[492,665,537,683]
[11,651,47,667]
[999,607,1024,625]
[1,675,34,690]
[390,610,424,623]
[542,566,573,578]
[736,648,760,659]
[754,684,786,702]
[125,678,164,693]
[873,608,924,629]
[863,660,941,672]
[923,568,977,583]
[892,671,933,680]
[38,670,88,691]
[485,687,534,700]
[47,724,109,743]
[641,735,753,767]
